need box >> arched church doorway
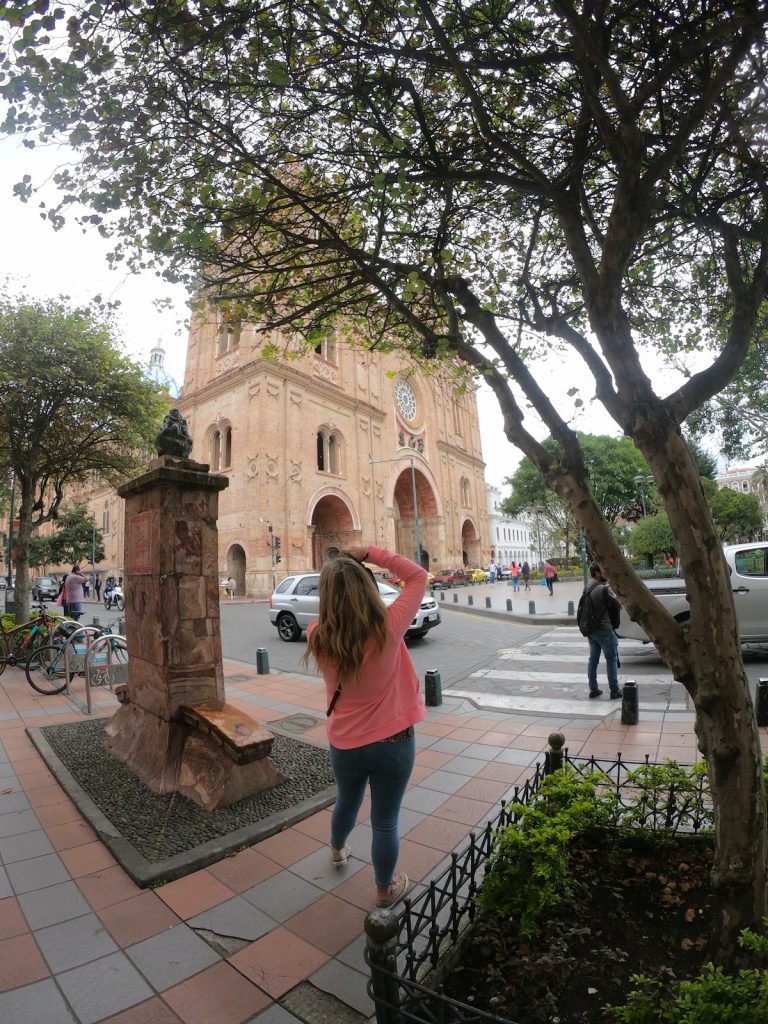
[310,494,357,568]
[226,544,246,597]
[461,519,481,567]
[393,467,437,570]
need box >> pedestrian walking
[303,544,426,909]
[95,577,101,601]
[488,561,497,583]
[511,561,519,592]
[544,558,556,595]
[521,560,530,590]
[579,563,622,700]
[63,565,88,621]
[226,575,236,600]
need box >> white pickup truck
[617,542,768,644]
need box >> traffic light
[273,536,281,564]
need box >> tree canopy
[504,434,653,535]
[0,291,164,619]
[3,0,768,939]
[710,487,763,542]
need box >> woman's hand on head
[344,546,369,562]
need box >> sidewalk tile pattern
[0,649,765,1024]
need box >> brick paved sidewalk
[0,658,763,1024]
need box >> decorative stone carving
[155,409,193,459]
[247,457,259,478]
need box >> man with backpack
[577,563,623,700]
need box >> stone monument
[104,409,288,810]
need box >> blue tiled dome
[146,343,180,398]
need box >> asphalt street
[74,594,768,716]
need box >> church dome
[146,342,180,398]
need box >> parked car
[429,568,470,589]
[32,576,59,601]
[269,573,441,642]
[617,542,768,644]
[373,569,402,588]
[469,568,489,583]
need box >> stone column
[104,454,286,809]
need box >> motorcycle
[103,585,124,612]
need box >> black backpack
[578,583,621,635]
[577,587,601,636]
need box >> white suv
[269,573,441,642]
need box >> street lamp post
[409,457,422,567]
[532,506,544,569]
[633,473,654,517]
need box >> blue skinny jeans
[329,736,415,887]
[588,627,620,695]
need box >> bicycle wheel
[115,596,125,612]
[26,644,68,695]
[0,634,8,676]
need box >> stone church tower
[176,310,489,596]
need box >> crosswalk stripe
[470,668,672,685]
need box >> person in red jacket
[304,544,427,909]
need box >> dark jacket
[584,580,620,632]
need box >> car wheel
[276,613,302,642]
[410,630,428,640]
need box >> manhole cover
[272,714,320,733]
[225,674,253,682]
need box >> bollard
[756,678,768,727]
[256,648,270,674]
[91,616,100,628]
[468,595,473,606]
[621,680,639,725]
[567,600,574,616]
[425,669,442,706]
[365,908,401,1023]
[439,591,445,601]
[528,600,536,614]
[485,596,491,609]
[117,617,126,635]
[453,592,458,603]
[506,598,512,612]
[544,732,566,775]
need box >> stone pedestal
[104,455,287,810]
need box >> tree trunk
[14,483,34,624]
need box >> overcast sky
[0,132,660,489]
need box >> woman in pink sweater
[305,544,427,908]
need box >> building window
[460,477,470,505]
[314,335,337,364]
[217,318,241,357]
[453,398,463,437]
[316,428,342,474]
[209,424,232,471]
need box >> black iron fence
[364,740,713,1024]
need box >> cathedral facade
[174,311,490,596]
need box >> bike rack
[62,625,102,698]
[83,634,128,715]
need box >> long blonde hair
[303,556,388,684]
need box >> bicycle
[26,623,128,696]
[0,604,75,675]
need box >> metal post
[528,600,535,613]
[621,680,639,725]
[567,600,574,616]
[506,598,512,612]
[256,648,270,674]
[409,458,422,567]
[756,678,768,727]
[579,530,589,588]
[467,594,473,606]
[425,669,442,706]
[365,908,402,1024]
[544,732,565,775]
[484,596,491,609]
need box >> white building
[486,484,536,568]
[716,464,768,534]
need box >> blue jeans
[330,736,415,886]
[512,577,519,592]
[588,628,620,694]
